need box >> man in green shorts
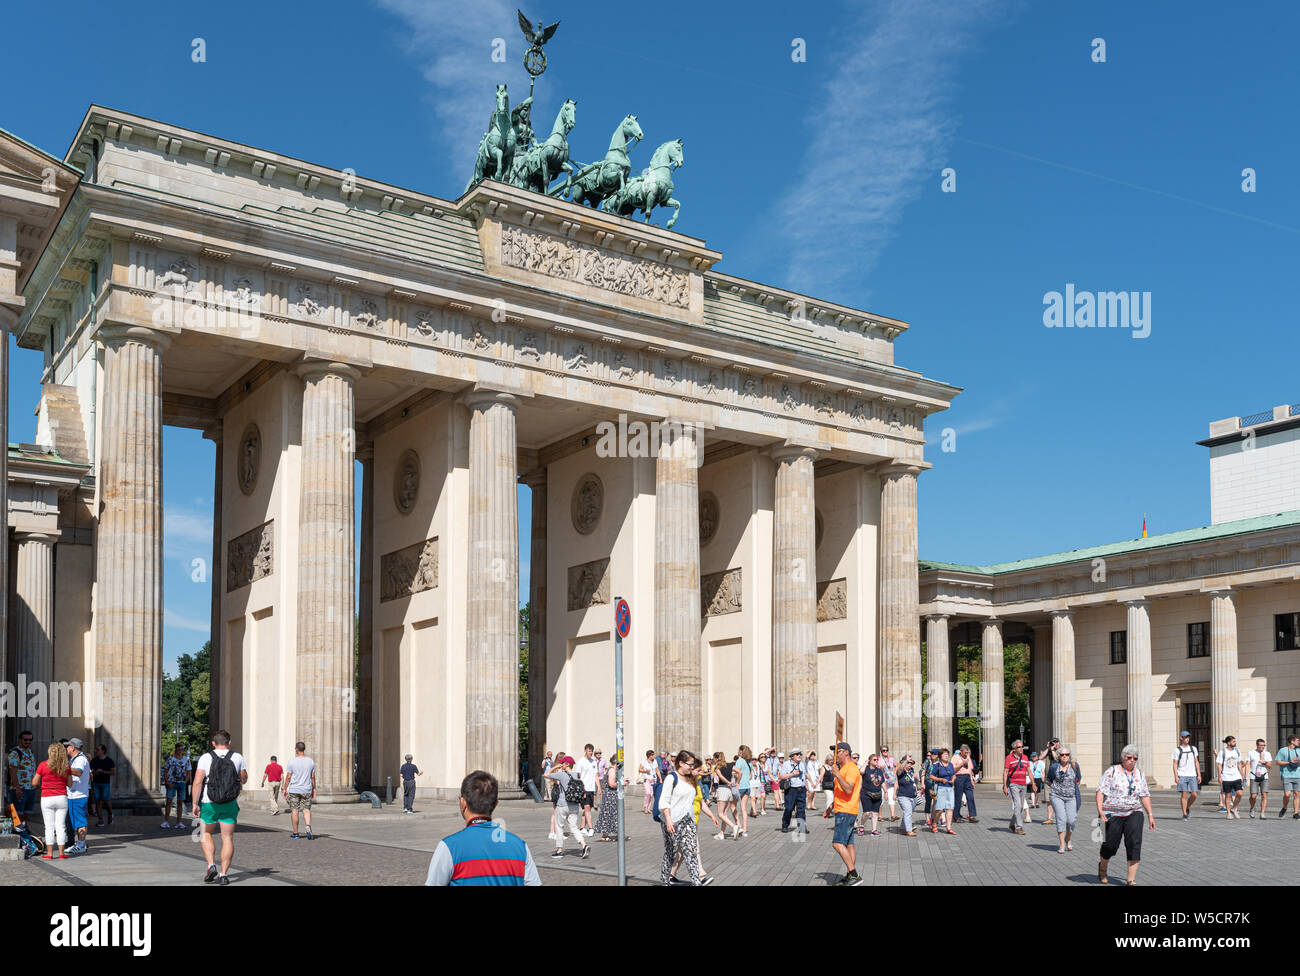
[190,730,248,886]
[1277,734,1300,818]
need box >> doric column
[1125,599,1154,784]
[464,389,521,791]
[14,531,58,747]
[1051,609,1076,748]
[202,422,223,730]
[521,468,547,788]
[356,441,375,790]
[295,360,358,799]
[1210,589,1239,757]
[1030,622,1051,746]
[772,444,818,753]
[94,324,168,799]
[654,420,701,753]
[925,614,953,752]
[879,463,922,760]
[981,619,1005,764]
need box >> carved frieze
[380,536,439,602]
[226,520,274,592]
[394,449,420,515]
[816,578,847,621]
[701,568,742,616]
[567,557,610,611]
[571,474,604,535]
[500,224,690,308]
[237,423,261,496]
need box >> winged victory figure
[517,10,560,48]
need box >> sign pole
[613,597,631,887]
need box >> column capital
[770,441,820,464]
[981,616,1003,629]
[1123,597,1150,610]
[13,530,59,546]
[95,322,174,351]
[1205,586,1235,600]
[296,357,360,383]
[878,459,926,479]
[519,467,547,489]
[1050,608,1075,621]
[924,612,950,624]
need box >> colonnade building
[0,109,959,801]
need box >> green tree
[161,641,211,761]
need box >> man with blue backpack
[190,730,248,886]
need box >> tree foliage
[161,641,211,760]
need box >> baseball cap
[405,753,413,760]
[1179,730,1190,737]
[789,748,802,756]
[929,748,940,756]
[777,751,785,757]
[68,737,83,749]
[836,741,852,753]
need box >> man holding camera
[778,748,808,833]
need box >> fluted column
[654,421,701,753]
[464,389,521,791]
[925,614,953,751]
[1030,623,1051,746]
[202,422,223,730]
[981,619,1005,766]
[1210,589,1239,759]
[521,469,547,788]
[356,442,374,790]
[295,360,358,799]
[14,531,58,747]
[95,324,168,799]
[1125,599,1154,784]
[879,463,922,760]
[772,445,818,752]
[1051,610,1076,748]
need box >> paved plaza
[2,784,1295,887]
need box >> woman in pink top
[31,742,72,858]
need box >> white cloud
[164,506,212,560]
[164,608,210,634]
[774,0,1014,293]
[374,0,536,176]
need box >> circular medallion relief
[237,423,261,496]
[394,449,420,515]
[571,474,604,535]
[815,509,825,550]
[699,492,720,545]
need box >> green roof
[7,443,81,466]
[0,126,83,173]
[921,509,1300,576]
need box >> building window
[1280,702,1300,746]
[1110,630,1127,665]
[1188,622,1209,658]
[1111,710,1128,765]
[1278,613,1300,651]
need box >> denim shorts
[92,783,111,802]
[934,785,954,810]
[832,812,857,846]
[166,784,188,802]
[1177,776,1199,793]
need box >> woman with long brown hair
[31,742,71,858]
[657,750,703,885]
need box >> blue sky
[4,0,1297,672]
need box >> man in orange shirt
[829,741,862,886]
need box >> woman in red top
[31,742,71,857]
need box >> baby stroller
[7,803,46,859]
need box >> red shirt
[264,762,283,782]
[35,760,69,797]
[1004,753,1032,785]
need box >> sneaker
[290,833,299,839]
[847,870,863,886]
[1249,812,1255,819]
[219,874,230,886]
[582,828,594,836]
[833,874,852,887]
[1217,806,1226,812]
[579,846,590,859]
[701,875,714,886]
[714,832,725,840]
[1293,813,1299,819]
[547,832,556,840]
[96,820,105,827]
[160,821,171,828]
[108,816,114,825]
[551,850,564,859]
[1182,814,1189,821]
[1278,809,1287,819]
[204,864,219,883]
[305,831,313,840]
[870,829,880,836]
[740,830,748,837]
[731,825,738,839]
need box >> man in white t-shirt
[1170,731,1200,820]
[1216,735,1244,819]
[64,738,92,854]
[191,730,248,886]
[574,744,598,834]
[1246,739,1272,818]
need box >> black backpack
[564,773,586,805]
[206,750,242,804]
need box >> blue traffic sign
[615,598,631,638]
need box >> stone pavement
[0,784,1292,886]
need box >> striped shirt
[425,820,541,886]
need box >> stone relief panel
[226,520,274,592]
[352,295,382,331]
[393,449,420,515]
[701,567,742,617]
[500,225,690,308]
[294,282,326,319]
[380,536,439,603]
[237,423,261,496]
[567,557,610,611]
[816,578,847,622]
[699,492,720,546]
[571,473,604,535]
